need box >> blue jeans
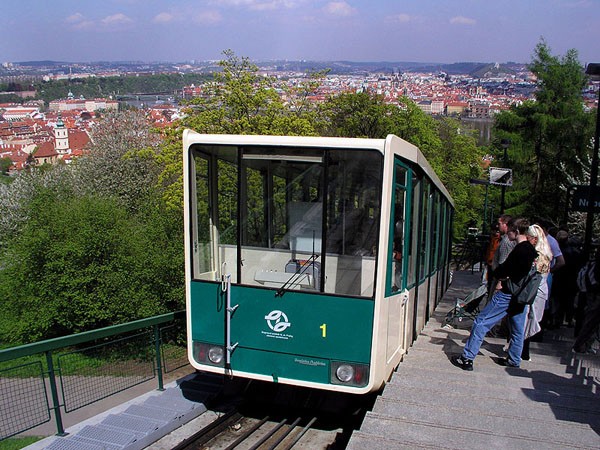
[462,290,528,366]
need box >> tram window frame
[407,171,421,289]
[385,158,411,296]
[430,190,441,274]
[189,143,384,299]
[189,151,212,279]
[418,179,433,282]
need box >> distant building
[182,84,203,98]
[34,141,59,165]
[446,101,468,116]
[54,116,69,154]
[0,106,41,121]
[417,100,432,114]
[49,96,118,113]
[430,100,445,115]
[468,100,491,119]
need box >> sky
[1,0,599,64]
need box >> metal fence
[0,311,187,441]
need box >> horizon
[9,59,529,66]
[1,1,598,65]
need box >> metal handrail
[0,310,185,363]
[0,309,186,439]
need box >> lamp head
[586,63,600,80]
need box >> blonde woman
[522,224,553,360]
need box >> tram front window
[190,145,382,298]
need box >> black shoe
[496,357,519,368]
[451,355,473,371]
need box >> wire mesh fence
[58,331,156,413]
[0,312,187,441]
[0,361,50,440]
[160,322,188,374]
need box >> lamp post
[584,63,600,261]
[469,178,490,233]
[500,139,511,213]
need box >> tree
[319,91,485,236]
[157,50,319,210]
[0,157,12,175]
[494,39,593,222]
[0,111,184,343]
[0,192,182,343]
[76,109,163,213]
[318,91,393,138]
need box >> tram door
[386,160,411,361]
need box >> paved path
[347,271,600,449]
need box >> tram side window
[190,146,238,281]
[217,158,239,245]
[192,155,211,277]
[326,151,382,258]
[407,172,421,287]
[418,180,432,281]
[430,190,441,273]
[389,164,407,293]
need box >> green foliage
[183,50,318,136]
[318,91,485,237]
[432,117,487,233]
[0,436,42,450]
[158,50,320,210]
[0,157,12,175]
[318,91,394,138]
[0,111,183,344]
[0,191,182,344]
[494,39,593,222]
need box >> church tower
[54,116,70,155]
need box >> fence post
[154,325,164,391]
[45,351,67,436]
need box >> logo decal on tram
[264,310,291,333]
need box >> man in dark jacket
[452,218,537,370]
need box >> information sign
[570,185,600,212]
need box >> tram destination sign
[571,185,600,212]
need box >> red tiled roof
[69,129,90,151]
[34,141,58,158]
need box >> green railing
[0,310,187,441]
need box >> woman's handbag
[506,265,542,305]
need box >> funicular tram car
[184,131,454,394]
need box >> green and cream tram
[184,131,453,394]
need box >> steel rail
[171,409,242,450]
[280,416,318,450]
[266,417,302,450]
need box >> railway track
[149,374,375,450]
[172,409,322,450]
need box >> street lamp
[583,63,600,260]
[500,139,511,213]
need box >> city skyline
[1,1,599,65]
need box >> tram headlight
[330,361,369,387]
[335,365,354,382]
[193,341,225,367]
[208,346,224,364]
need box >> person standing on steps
[452,218,537,371]
[521,224,553,361]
